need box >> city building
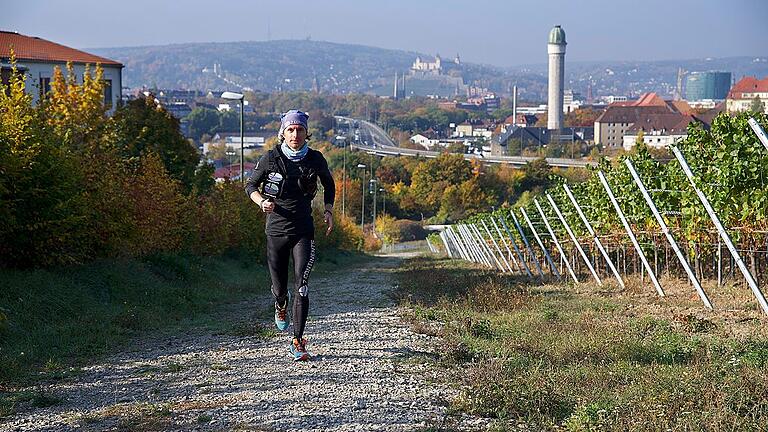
[726,76,768,114]
[453,119,496,139]
[547,25,567,131]
[0,30,123,113]
[621,113,697,150]
[563,89,584,113]
[685,71,731,101]
[502,113,538,128]
[594,92,692,147]
[494,126,593,155]
[411,55,443,76]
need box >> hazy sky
[3,0,766,67]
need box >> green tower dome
[548,25,566,45]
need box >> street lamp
[225,148,236,179]
[357,163,366,232]
[369,178,378,231]
[221,91,244,182]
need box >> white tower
[547,25,567,131]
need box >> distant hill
[91,40,503,95]
[91,40,767,101]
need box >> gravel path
[2,253,489,431]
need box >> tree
[520,158,552,192]
[565,107,601,127]
[750,96,766,114]
[0,54,95,266]
[187,107,220,140]
[110,97,201,191]
[410,153,472,213]
[635,130,645,147]
[44,63,107,149]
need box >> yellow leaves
[126,152,187,255]
[0,48,36,151]
[391,181,408,196]
[45,62,107,148]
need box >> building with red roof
[594,92,695,148]
[0,30,123,111]
[726,76,768,114]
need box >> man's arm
[245,154,274,213]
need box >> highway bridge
[335,116,596,169]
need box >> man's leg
[266,235,291,308]
[291,235,316,340]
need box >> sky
[3,0,767,68]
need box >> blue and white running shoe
[274,300,289,331]
[289,337,310,361]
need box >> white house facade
[1,30,123,113]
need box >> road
[335,116,596,169]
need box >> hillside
[90,39,529,97]
[91,40,767,101]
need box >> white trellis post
[510,210,546,278]
[535,198,579,283]
[446,227,467,261]
[489,217,523,274]
[625,159,713,309]
[439,230,453,258]
[520,207,561,280]
[482,219,513,273]
[472,223,504,271]
[427,237,439,253]
[497,215,534,278]
[449,226,471,262]
[563,183,625,288]
[748,117,768,152]
[672,146,768,316]
[459,224,484,265]
[453,225,474,263]
[597,171,664,297]
[463,224,491,267]
[546,193,603,285]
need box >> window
[39,77,51,99]
[1,69,11,96]
[103,79,112,108]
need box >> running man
[245,109,335,361]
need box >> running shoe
[289,337,310,361]
[274,299,289,331]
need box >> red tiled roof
[214,163,256,179]
[728,76,768,99]
[668,100,692,115]
[595,105,672,123]
[0,30,122,66]
[607,93,689,114]
[626,113,697,134]
[632,92,667,107]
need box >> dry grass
[394,257,768,431]
[65,397,239,431]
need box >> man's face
[283,124,307,150]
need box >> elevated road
[335,116,595,169]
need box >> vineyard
[431,112,768,316]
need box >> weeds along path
[2,253,487,432]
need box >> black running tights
[266,234,316,339]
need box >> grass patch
[395,256,768,430]
[0,390,62,418]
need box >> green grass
[0,248,370,390]
[394,257,768,431]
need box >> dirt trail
[2,253,488,431]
